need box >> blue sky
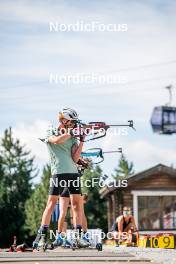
[0,0,176,182]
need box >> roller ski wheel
[38,234,48,252]
[48,243,54,250]
[71,242,77,251]
[96,243,103,251]
[62,238,77,250]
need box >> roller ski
[33,227,49,252]
[32,234,48,252]
[82,232,102,251]
[51,233,64,248]
[51,234,77,250]
[70,232,91,250]
[72,235,102,251]
[62,237,77,251]
[76,237,90,248]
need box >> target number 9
[163,236,170,248]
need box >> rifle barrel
[107,124,131,127]
[103,150,122,154]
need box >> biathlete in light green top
[33,108,88,249]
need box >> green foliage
[113,154,134,179]
[81,164,108,233]
[25,165,51,236]
[0,127,136,246]
[0,128,36,247]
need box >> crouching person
[112,206,138,246]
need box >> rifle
[74,120,135,142]
[81,147,123,164]
[39,120,135,143]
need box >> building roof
[100,163,176,197]
[126,163,176,181]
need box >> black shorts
[60,187,83,197]
[49,173,81,196]
[60,187,70,197]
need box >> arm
[48,134,71,144]
[71,141,84,163]
[117,216,124,239]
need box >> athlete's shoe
[82,233,90,243]
[33,233,41,249]
[52,234,64,247]
[62,237,73,248]
[32,241,39,250]
[38,234,48,251]
[32,227,48,250]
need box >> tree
[0,128,36,247]
[81,164,108,233]
[25,165,51,236]
[113,155,134,179]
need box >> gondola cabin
[150,106,176,135]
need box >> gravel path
[109,246,176,264]
[0,245,175,263]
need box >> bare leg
[71,196,87,231]
[33,195,59,247]
[70,194,82,227]
[62,222,68,233]
[124,223,134,243]
[70,194,90,246]
[82,211,88,232]
[80,196,88,231]
[57,197,70,232]
[41,195,59,226]
[70,207,74,228]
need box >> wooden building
[100,164,176,232]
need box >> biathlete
[53,189,89,248]
[33,108,87,249]
[53,157,91,248]
[112,207,138,245]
